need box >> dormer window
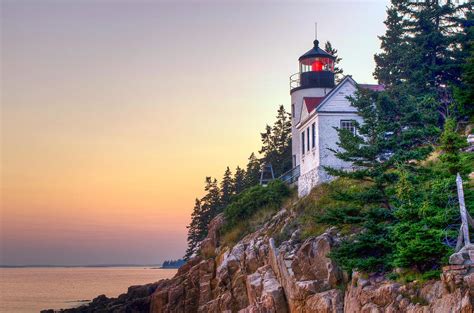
[341,120,356,134]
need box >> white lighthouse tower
[289,38,379,197]
[290,39,336,170]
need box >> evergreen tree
[201,177,221,220]
[374,5,408,87]
[184,198,205,259]
[220,167,234,207]
[390,167,457,272]
[244,153,261,188]
[374,0,472,119]
[259,105,292,177]
[439,118,468,174]
[325,87,439,209]
[233,166,246,195]
[454,11,474,120]
[324,41,344,82]
[184,177,222,259]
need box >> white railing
[278,165,300,185]
[289,73,301,90]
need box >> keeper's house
[289,38,383,197]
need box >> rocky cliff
[48,207,474,313]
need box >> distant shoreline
[0,264,164,268]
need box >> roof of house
[359,84,385,91]
[303,97,326,112]
[296,76,385,129]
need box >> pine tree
[324,41,344,82]
[374,0,472,119]
[233,166,246,194]
[201,177,221,220]
[454,11,474,120]
[244,153,261,188]
[439,118,468,174]
[220,167,234,207]
[325,87,439,209]
[374,5,408,87]
[259,105,292,177]
[184,198,205,259]
[184,177,222,259]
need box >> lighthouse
[290,39,336,170]
[289,38,383,197]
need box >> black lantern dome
[299,39,335,61]
[290,39,336,93]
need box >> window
[301,132,305,155]
[300,57,335,73]
[306,128,310,151]
[340,120,356,134]
[293,155,296,167]
[312,122,316,148]
[291,104,295,118]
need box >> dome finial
[314,22,318,47]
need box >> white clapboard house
[288,39,383,197]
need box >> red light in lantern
[312,60,323,71]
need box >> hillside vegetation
[188,0,474,280]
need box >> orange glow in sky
[1,0,388,265]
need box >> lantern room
[300,57,334,73]
[290,39,336,92]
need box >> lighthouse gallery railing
[278,165,300,185]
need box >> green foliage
[273,218,300,247]
[453,11,474,120]
[320,1,472,272]
[389,268,441,284]
[329,207,394,273]
[439,118,468,174]
[325,87,439,210]
[185,198,206,259]
[317,155,473,273]
[244,153,261,188]
[375,0,471,111]
[220,167,234,207]
[422,269,442,281]
[391,222,450,271]
[319,1,472,273]
[299,179,370,238]
[184,105,293,258]
[316,207,364,225]
[223,180,290,231]
[324,41,343,82]
[374,5,408,87]
[233,166,246,194]
[185,177,221,259]
[259,105,292,178]
[390,164,471,272]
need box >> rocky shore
[44,209,474,313]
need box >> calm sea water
[0,267,177,313]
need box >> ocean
[0,267,177,313]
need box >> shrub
[223,180,290,231]
[299,178,369,238]
[330,207,394,273]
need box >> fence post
[456,173,470,246]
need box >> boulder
[449,244,474,265]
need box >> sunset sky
[1,0,388,265]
